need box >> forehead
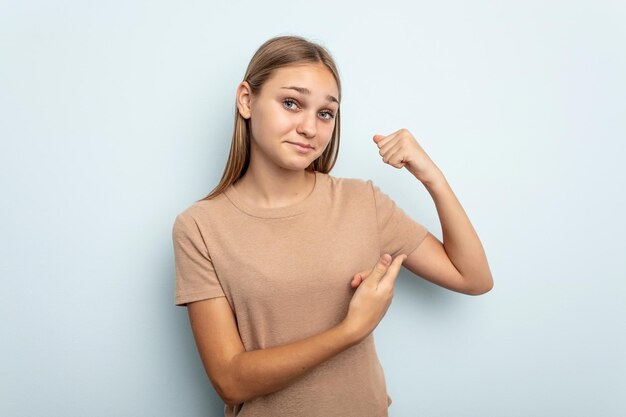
[264,64,339,102]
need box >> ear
[236,81,252,119]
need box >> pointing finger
[364,254,391,287]
[379,254,407,288]
[351,269,370,288]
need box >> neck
[234,162,315,209]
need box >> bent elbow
[468,278,494,296]
[218,380,242,409]
[224,397,240,409]
[219,356,245,408]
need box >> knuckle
[374,264,386,274]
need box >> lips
[287,141,313,149]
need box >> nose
[296,110,317,138]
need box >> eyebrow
[280,86,339,105]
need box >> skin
[234,63,339,209]
[351,129,494,295]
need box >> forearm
[421,171,493,292]
[226,321,359,406]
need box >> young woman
[172,35,493,417]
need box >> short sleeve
[172,212,225,307]
[368,180,429,258]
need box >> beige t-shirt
[172,171,429,417]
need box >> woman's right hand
[343,253,408,343]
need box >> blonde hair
[198,35,342,201]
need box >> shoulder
[322,173,401,214]
[172,192,231,233]
[322,172,375,198]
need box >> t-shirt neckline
[224,170,322,219]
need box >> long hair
[198,35,342,202]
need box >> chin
[280,158,315,171]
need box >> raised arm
[372,129,494,294]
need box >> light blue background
[1,1,625,416]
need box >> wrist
[408,164,445,186]
[337,319,363,347]
[424,174,447,191]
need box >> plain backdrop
[1,1,625,416]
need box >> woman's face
[238,63,339,171]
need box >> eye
[283,98,300,111]
[320,110,335,120]
[283,98,336,121]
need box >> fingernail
[380,254,390,266]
